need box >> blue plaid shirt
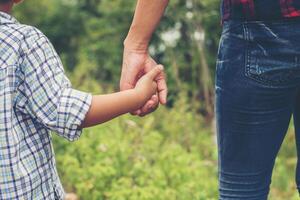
[0,12,92,199]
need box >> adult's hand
[120,0,169,116]
[120,48,167,116]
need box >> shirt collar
[0,11,19,25]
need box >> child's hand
[134,65,164,105]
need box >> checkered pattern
[222,0,300,21]
[0,12,92,199]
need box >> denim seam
[215,55,224,191]
[225,17,300,26]
[217,90,224,199]
[244,17,300,25]
[243,24,252,83]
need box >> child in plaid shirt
[0,0,164,199]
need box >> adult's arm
[124,0,170,51]
[121,0,169,116]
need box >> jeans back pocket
[244,22,300,87]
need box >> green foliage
[53,93,218,200]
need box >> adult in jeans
[216,1,300,199]
[120,0,300,199]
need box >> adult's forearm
[80,90,143,128]
[124,0,169,51]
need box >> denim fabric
[215,19,300,199]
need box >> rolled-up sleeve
[17,27,92,141]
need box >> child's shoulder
[6,23,46,43]
[0,20,46,46]
[3,23,52,58]
[0,12,47,47]
[0,22,51,66]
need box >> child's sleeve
[16,27,92,141]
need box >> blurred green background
[13,0,299,199]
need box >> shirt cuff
[56,88,92,141]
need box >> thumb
[146,65,164,80]
[120,62,142,91]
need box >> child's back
[0,11,92,199]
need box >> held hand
[120,48,168,116]
[135,65,164,104]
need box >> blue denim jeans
[215,19,300,199]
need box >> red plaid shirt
[222,0,300,21]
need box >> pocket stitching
[243,24,296,87]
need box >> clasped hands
[120,47,168,117]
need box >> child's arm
[80,65,164,128]
[17,27,163,141]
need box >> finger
[140,95,159,115]
[139,104,158,117]
[144,56,158,73]
[146,65,164,80]
[130,112,138,116]
[156,71,168,105]
[131,95,158,116]
[130,109,141,116]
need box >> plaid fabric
[0,12,92,199]
[222,0,300,21]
